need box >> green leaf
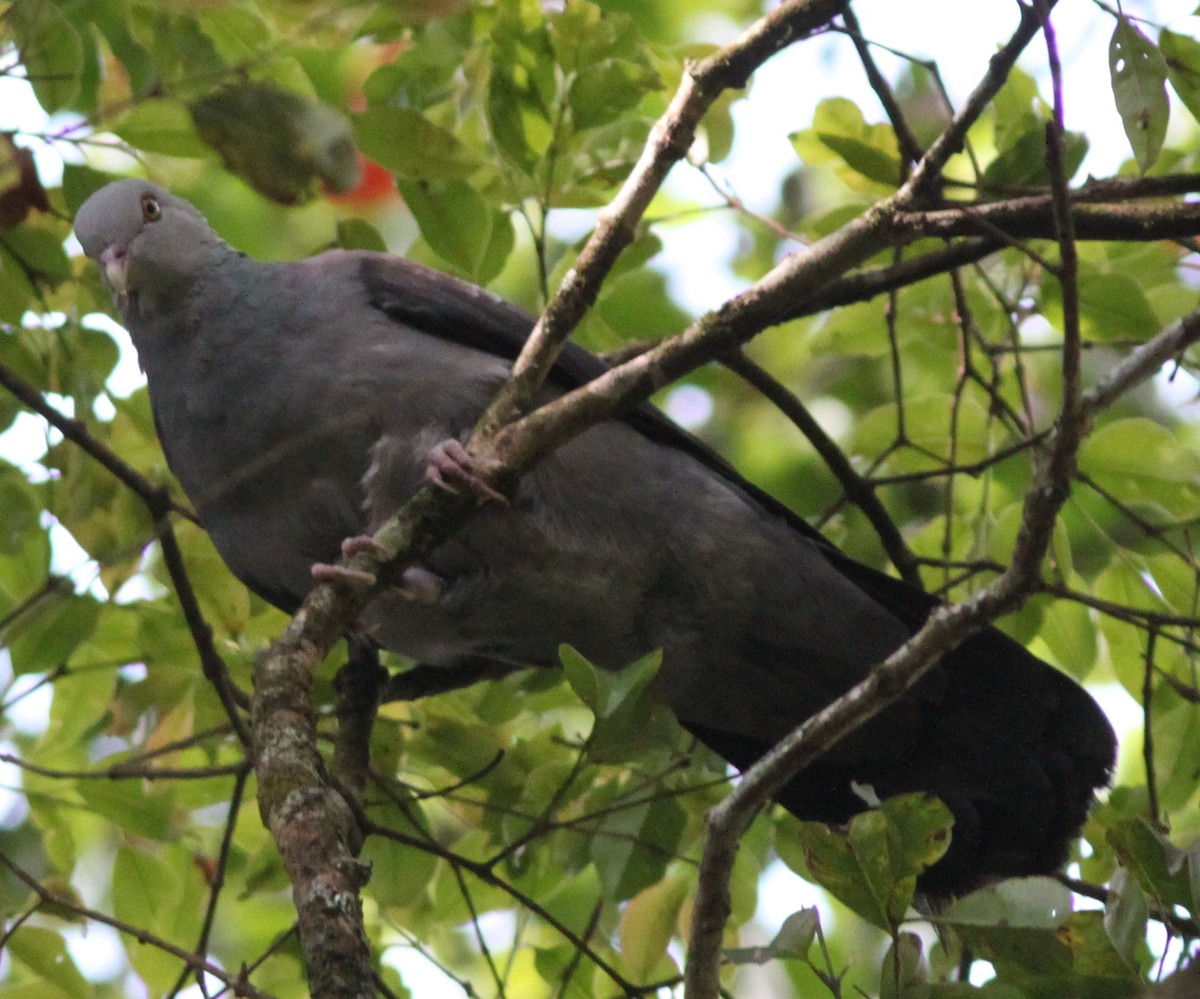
[361,835,439,909]
[353,107,479,181]
[77,780,176,840]
[726,906,821,966]
[0,547,54,636]
[983,126,1089,187]
[561,646,676,764]
[1161,28,1200,124]
[560,643,605,713]
[475,210,516,286]
[591,794,685,901]
[700,87,740,163]
[939,877,1073,930]
[881,932,925,999]
[588,651,673,764]
[336,218,388,253]
[1080,418,1200,483]
[1077,270,1161,339]
[807,298,889,356]
[855,395,994,468]
[817,133,903,186]
[4,225,71,286]
[11,0,83,114]
[1107,817,1192,908]
[486,9,558,173]
[0,468,40,553]
[112,844,193,992]
[1095,552,1200,624]
[190,83,359,204]
[1037,593,1099,679]
[409,711,503,780]
[952,909,1140,991]
[554,115,655,205]
[239,839,291,898]
[1110,17,1169,171]
[790,97,902,187]
[990,65,1041,152]
[1103,868,1149,974]
[617,872,686,981]
[529,864,603,941]
[89,3,155,99]
[1149,692,1200,812]
[549,3,659,131]
[6,927,88,999]
[114,99,208,158]
[196,5,272,66]
[568,57,658,130]
[1056,910,1146,984]
[793,793,953,929]
[397,178,513,282]
[0,246,37,323]
[772,907,819,958]
[42,646,118,752]
[5,591,101,675]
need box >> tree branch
[248,5,858,995]
[477,0,850,434]
[721,349,922,585]
[241,0,1199,994]
[841,6,924,169]
[0,357,251,739]
[168,766,251,999]
[680,303,1200,999]
[475,0,1061,478]
[0,848,273,999]
[896,197,1200,241]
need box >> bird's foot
[395,565,442,605]
[341,534,389,560]
[312,562,377,587]
[311,535,386,587]
[312,538,442,604]
[425,440,505,503]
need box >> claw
[425,440,505,503]
[313,537,443,605]
[312,562,377,586]
[397,565,442,604]
[312,535,387,587]
[341,535,389,560]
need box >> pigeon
[75,179,1116,895]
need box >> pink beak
[100,244,129,296]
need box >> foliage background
[0,0,1199,996]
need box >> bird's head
[75,179,228,312]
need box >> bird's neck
[123,252,247,353]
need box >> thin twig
[1142,628,1161,826]
[0,357,251,738]
[0,849,273,999]
[0,751,246,781]
[167,767,252,999]
[0,357,194,520]
[1059,875,1199,938]
[476,0,851,436]
[841,6,924,168]
[365,821,638,995]
[721,349,922,585]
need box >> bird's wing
[358,253,945,630]
[357,252,1117,897]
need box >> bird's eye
[141,195,162,222]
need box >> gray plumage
[75,179,1116,895]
